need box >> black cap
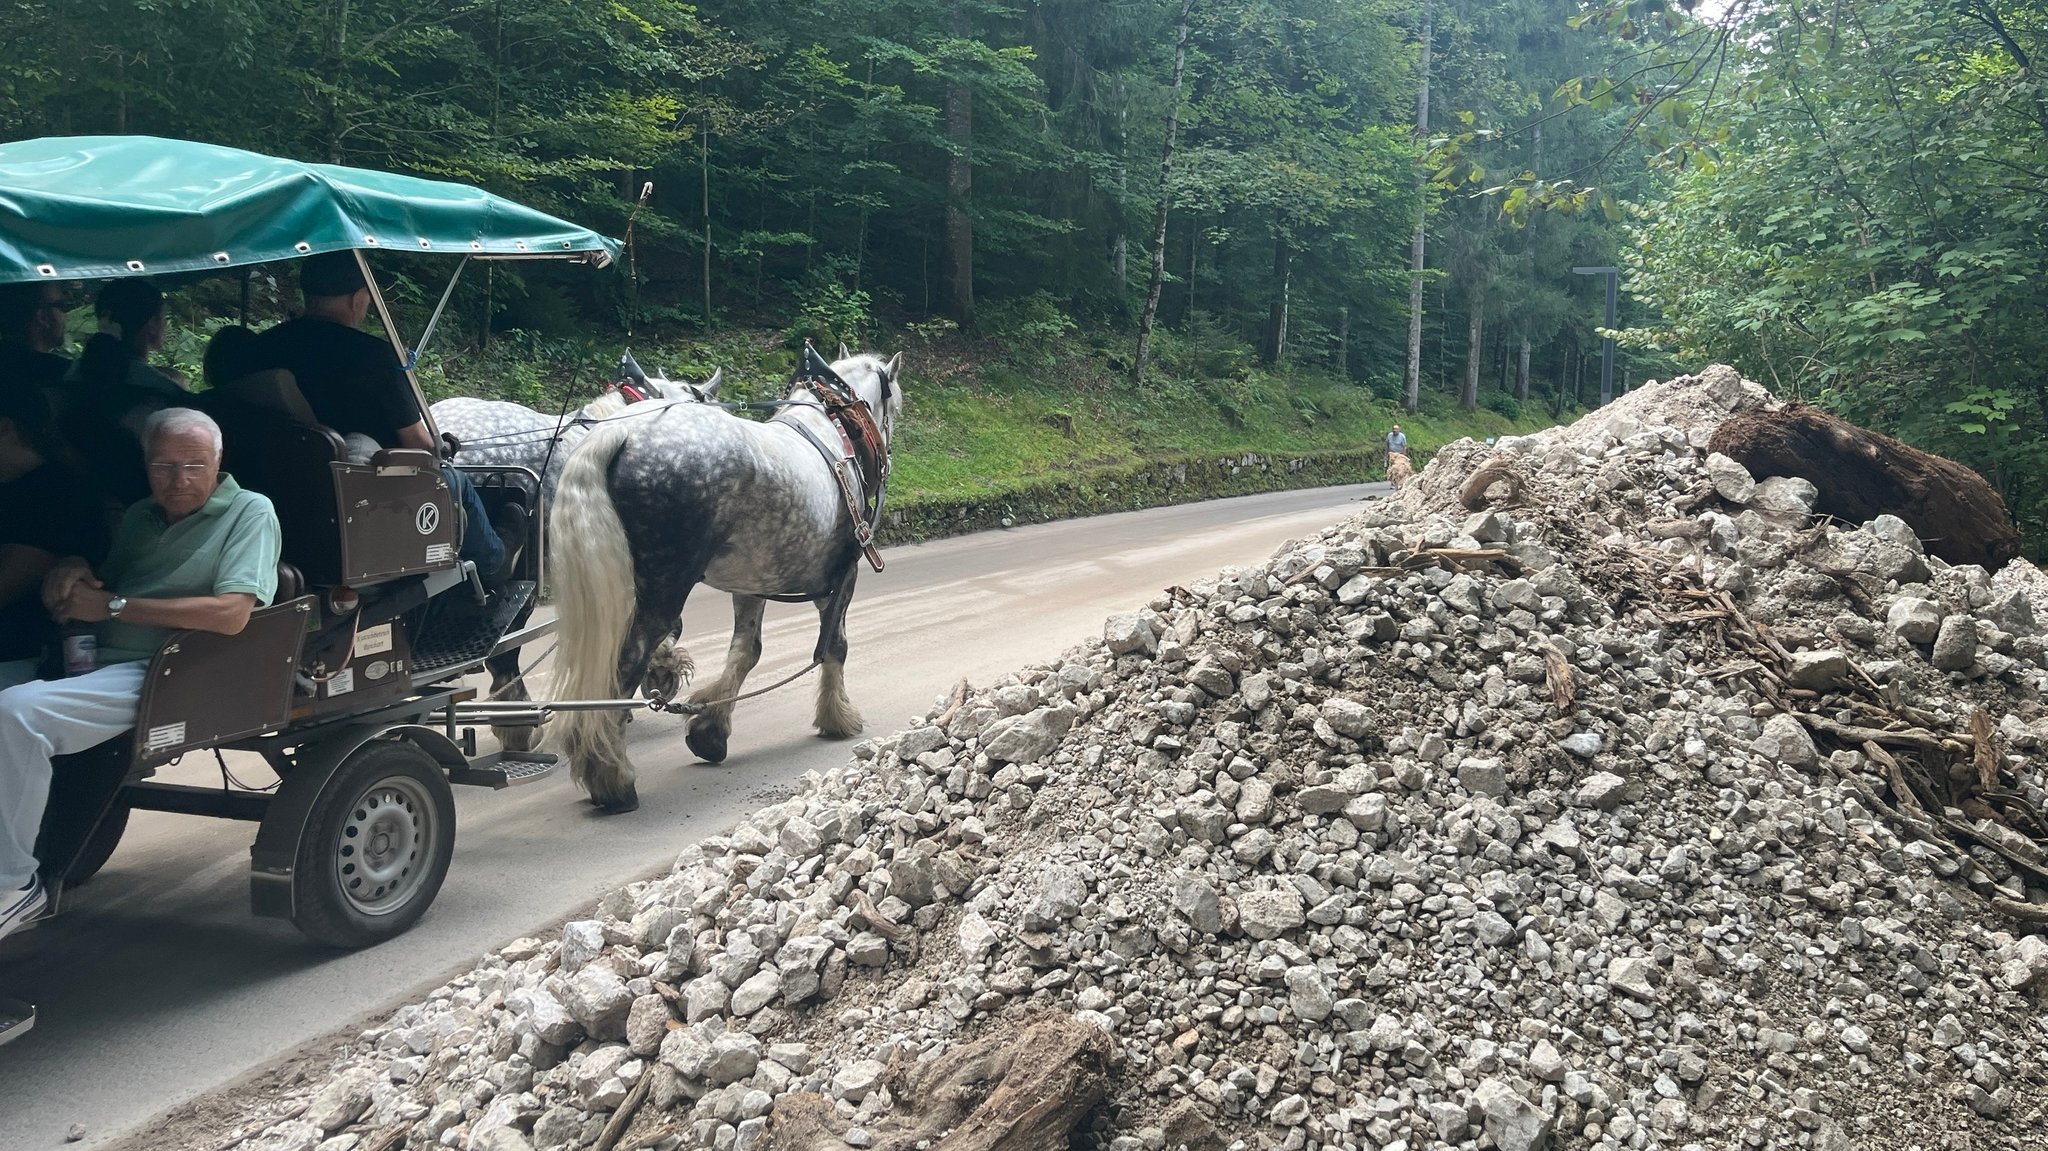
[301,250,372,298]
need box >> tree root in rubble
[761,1016,1119,1151]
[1458,459,1523,510]
[1707,403,2021,569]
[1627,533,2048,921]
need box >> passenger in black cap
[245,250,508,576]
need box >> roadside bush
[1151,311,1254,381]
[786,266,873,351]
[1483,390,1523,420]
[978,291,1077,365]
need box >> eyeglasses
[146,462,215,479]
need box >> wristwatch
[106,595,128,619]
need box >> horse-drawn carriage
[0,137,646,1041]
[0,137,905,1047]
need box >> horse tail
[546,420,638,802]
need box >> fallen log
[763,1015,1119,1151]
[1706,404,2020,569]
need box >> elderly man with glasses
[0,406,280,940]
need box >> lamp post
[1572,265,1618,406]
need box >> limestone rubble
[206,366,2048,1151]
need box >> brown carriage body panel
[206,397,457,588]
[132,596,317,767]
[295,613,416,719]
[331,461,459,584]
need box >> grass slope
[426,327,1565,538]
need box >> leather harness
[783,350,890,573]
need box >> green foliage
[0,0,1641,469]
[976,292,1077,365]
[1482,390,1521,420]
[1606,0,2048,545]
[788,278,874,351]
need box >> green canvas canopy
[0,136,621,284]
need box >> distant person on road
[0,408,279,942]
[1386,424,1408,458]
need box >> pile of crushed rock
[201,366,2048,1151]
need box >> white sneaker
[0,877,46,942]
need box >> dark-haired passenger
[61,279,187,504]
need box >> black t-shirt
[0,460,111,663]
[0,344,69,393]
[246,316,422,446]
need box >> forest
[4,0,2047,539]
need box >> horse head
[652,366,721,404]
[805,344,903,447]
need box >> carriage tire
[290,740,456,949]
[64,803,130,886]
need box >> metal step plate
[447,750,560,790]
[411,580,539,683]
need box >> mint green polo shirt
[96,473,282,665]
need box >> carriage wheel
[291,740,456,949]
[64,802,131,886]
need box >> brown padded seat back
[215,369,319,426]
[201,392,349,585]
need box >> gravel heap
[212,365,2048,1151]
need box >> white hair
[144,407,224,456]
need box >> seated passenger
[0,282,72,396]
[61,279,188,505]
[0,408,279,941]
[0,382,108,670]
[245,252,511,578]
[202,324,259,389]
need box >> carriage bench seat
[206,373,459,589]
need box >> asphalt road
[0,483,1382,1150]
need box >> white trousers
[0,660,146,889]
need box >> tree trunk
[1263,235,1290,365]
[1463,303,1483,412]
[325,0,350,162]
[1133,0,1197,384]
[1402,0,1435,414]
[1336,305,1350,377]
[943,2,975,328]
[1709,404,2023,569]
[702,125,713,332]
[1113,105,1128,295]
[764,1016,1119,1151]
[1516,336,1531,402]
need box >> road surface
[0,484,1382,1150]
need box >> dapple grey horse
[547,350,902,812]
[432,358,720,505]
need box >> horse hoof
[588,790,639,815]
[686,725,729,764]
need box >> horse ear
[837,341,851,361]
[884,351,903,381]
[702,367,723,399]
